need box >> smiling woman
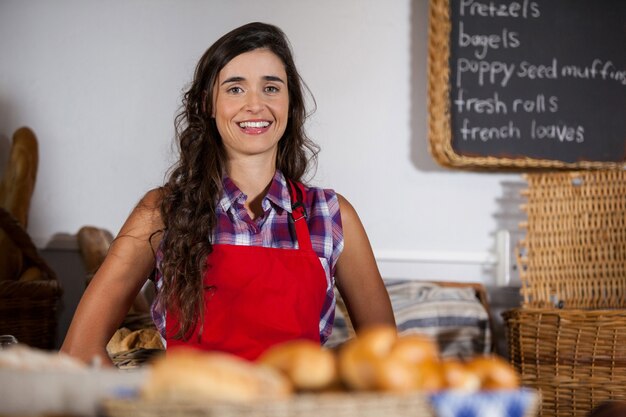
[212,49,290,161]
[60,22,395,365]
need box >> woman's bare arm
[60,189,164,365]
[334,194,395,332]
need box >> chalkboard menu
[428,0,626,169]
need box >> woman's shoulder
[305,186,362,235]
[302,184,340,212]
[334,193,359,228]
[302,183,337,202]
[125,187,165,230]
[140,187,165,208]
[302,185,354,212]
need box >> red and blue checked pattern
[151,170,344,344]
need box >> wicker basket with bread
[101,325,537,417]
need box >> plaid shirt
[152,170,344,344]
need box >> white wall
[0,0,525,286]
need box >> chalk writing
[447,0,626,163]
[459,0,541,19]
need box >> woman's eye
[227,86,243,94]
[265,85,279,93]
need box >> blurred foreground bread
[258,339,338,391]
[0,345,86,371]
[141,349,292,402]
[338,325,439,392]
[465,355,519,390]
[139,327,520,401]
[439,358,481,391]
[337,325,519,393]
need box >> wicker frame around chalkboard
[427,0,626,170]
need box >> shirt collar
[218,170,292,214]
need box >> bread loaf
[338,325,443,392]
[258,339,338,391]
[0,345,85,371]
[372,355,420,392]
[440,358,481,392]
[106,327,132,355]
[389,334,439,366]
[120,329,164,351]
[77,226,113,278]
[338,325,397,390]
[0,127,38,282]
[141,348,292,402]
[465,355,519,390]
[414,359,446,392]
[107,328,164,355]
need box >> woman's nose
[245,90,263,112]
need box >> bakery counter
[0,367,148,416]
[0,337,538,417]
[0,368,536,417]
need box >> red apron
[166,180,327,360]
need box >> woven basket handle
[0,207,58,281]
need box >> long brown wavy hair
[158,22,319,340]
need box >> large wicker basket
[504,308,626,417]
[504,170,626,417]
[0,279,62,349]
[0,208,62,350]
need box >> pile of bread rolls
[141,325,519,402]
[259,325,518,393]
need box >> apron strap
[286,179,313,251]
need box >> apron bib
[166,180,327,360]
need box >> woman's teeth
[238,121,270,128]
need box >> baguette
[141,348,292,402]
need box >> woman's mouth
[238,120,271,134]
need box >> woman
[61,22,395,364]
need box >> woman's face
[212,48,289,163]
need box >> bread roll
[338,325,397,390]
[141,348,292,402]
[258,339,337,391]
[389,334,438,366]
[414,359,446,392]
[373,355,420,392]
[120,329,164,351]
[440,358,481,392]
[375,333,439,392]
[465,355,519,390]
[356,325,398,357]
[106,327,132,355]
